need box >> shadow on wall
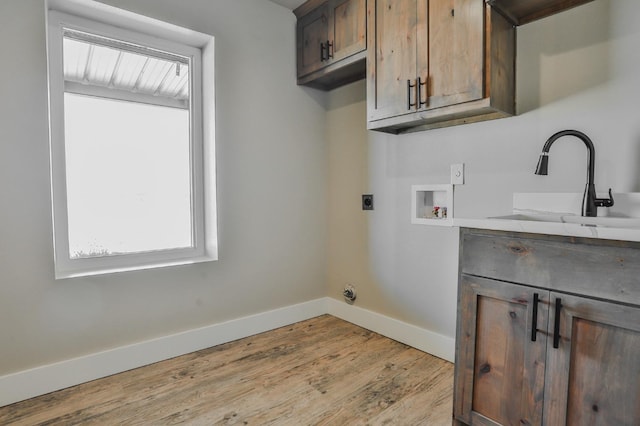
[301,86,330,109]
[634,133,640,192]
[517,0,612,114]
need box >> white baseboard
[327,298,455,363]
[0,297,455,407]
[0,298,328,407]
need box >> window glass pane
[47,7,215,278]
[63,93,192,258]
[62,31,190,102]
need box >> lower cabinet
[543,292,640,425]
[454,229,640,426]
[455,275,547,425]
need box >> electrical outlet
[451,163,464,185]
[362,194,374,210]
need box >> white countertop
[451,193,640,243]
[453,217,640,242]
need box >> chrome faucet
[535,130,614,217]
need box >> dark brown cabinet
[293,0,596,130]
[488,0,595,26]
[295,0,367,90]
[454,229,640,426]
[296,1,329,78]
[456,275,547,425]
[366,0,515,133]
[543,292,640,425]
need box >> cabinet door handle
[553,297,562,348]
[326,40,333,59]
[418,76,427,108]
[320,42,326,61]
[531,293,539,342]
[407,79,417,110]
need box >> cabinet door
[367,0,488,125]
[367,0,418,121]
[454,275,548,426]
[297,3,329,77]
[544,293,640,425]
[327,0,366,63]
[426,0,484,109]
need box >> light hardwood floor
[0,315,454,425]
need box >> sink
[457,208,640,242]
[454,193,640,241]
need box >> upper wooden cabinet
[488,0,595,26]
[367,0,515,133]
[293,0,593,130]
[296,1,329,78]
[295,0,367,90]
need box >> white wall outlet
[451,163,464,185]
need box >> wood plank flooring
[0,315,453,425]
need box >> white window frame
[46,0,217,279]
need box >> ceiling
[269,0,306,10]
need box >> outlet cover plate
[451,163,464,185]
[362,194,374,210]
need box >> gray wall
[2,0,639,379]
[0,0,327,375]
[326,0,640,340]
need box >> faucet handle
[595,188,614,208]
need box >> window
[46,0,217,278]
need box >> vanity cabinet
[366,0,515,133]
[454,228,640,426]
[295,0,367,90]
